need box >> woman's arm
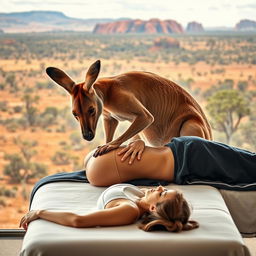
[20,203,139,230]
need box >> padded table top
[20,182,250,256]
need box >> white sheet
[20,182,251,256]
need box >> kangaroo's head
[46,60,102,141]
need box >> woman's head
[142,186,177,209]
[139,186,199,232]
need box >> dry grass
[0,53,256,228]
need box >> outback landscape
[0,28,256,228]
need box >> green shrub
[51,151,72,165]
[0,101,8,112]
[13,105,23,113]
[59,141,67,146]
[0,83,5,90]
[0,187,16,198]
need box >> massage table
[20,182,251,256]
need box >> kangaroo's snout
[83,130,94,141]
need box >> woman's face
[143,186,177,206]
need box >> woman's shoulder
[117,200,141,220]
[106,201,141,225]
[106,198,141,218]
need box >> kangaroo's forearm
[103,117,119,143]
[115,113,154,144]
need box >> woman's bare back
[86,145,175,186]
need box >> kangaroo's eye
[88,107,95,116]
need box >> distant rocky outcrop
[2,11,250,33]
[1,39,16,45]
[153,37,180,49]
[93,18,184,34]
[235,19,256,30]
[0,11,115,33]
[186,21,204,32]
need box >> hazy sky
[1,0,256,27]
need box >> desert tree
[22,93,40,127]
[3,137,47,199]
[39,106,58,129]
[51,151,72,165]
[5,73,17,91]
[206,89,250,144]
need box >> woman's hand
[117,139,145,164]
[19,210,40,230]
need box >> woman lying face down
[84,139,175,186]
[85,136,256,190]
[20,185,198,232]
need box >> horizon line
[0,10,255,28]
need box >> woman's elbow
[72,216,86,228]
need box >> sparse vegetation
[51,151,72,165]
[3,138,47,185]
[0,31,255,228]
[0,186,17,198]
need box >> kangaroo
[46,60,212,157]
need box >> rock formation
[93,18,184,34]
[186,21,204,32]
[235,19,256,30]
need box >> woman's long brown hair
[139,191,199,232]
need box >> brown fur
[46,60,212,150]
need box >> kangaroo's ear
[83,60,101,93]
[46,67,75,94]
